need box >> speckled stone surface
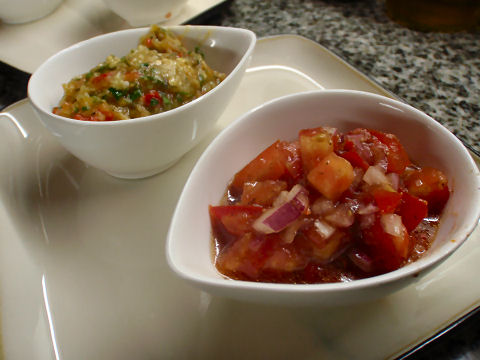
[202,0,480,156]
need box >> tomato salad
[209,126,450,284]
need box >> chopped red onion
[253,184,309,234]
[281,218,306,244]
[359,213,376,229]
[380,213,403,237]
[314,219,336,239]
[348,248,374,273]
[363,165,389,186]
[324,205,354,228]
[311,197,335,216]
[358,202,379,215]
[272,190,289,207]
[387,173,400,191]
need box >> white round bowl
[28,26,256,179]
[0,0,63,24]
[166,90,480,306]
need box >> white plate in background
[0,0,226,73]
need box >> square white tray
[0,35,479,360]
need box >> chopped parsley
[129,88,142,101]
[109,87,125,100]
[194,46,205,59]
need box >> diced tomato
[215,233,278,279]
[372,187,402,213]
[341,149,370,170]
[343,129,375,165]
[369,129,410,174]
[74,113,95,121]
[307,152,354,200]
[304,226,348,263]
[124,71,140,82]
[362,216,409,271]
[299,127,334,174]
[403,167,450,214]
[143,90,163,107]
[90,72,112,89]
[209,205,263,237]
[263,245,306,272]
[97,104,115,121]
[282,140,303,181]
[240,180,287,207]
[399,192,428,232]
[229,141,294,196]
[145,37,154,48]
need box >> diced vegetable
[299,127,334,173]
[403,167,450,213]
[240,180,288,206]
[252,184,309,234]
[307,152,354,200]
[229,141,291,196]
[368,129,410,174]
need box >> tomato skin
[74,114,95,121]
[216,232,281,280]
[124,71,139,82]
[143,90,163,107]
[368,129,410,174]
[399,192,428,232]
[209,205,263,244]
[362,216,407,272]
[229,141,297,197]
[403,167,450,214]
[240,180,287,207]
[340,149,370,171]
[90,72,113,89]
[282,141,303,181]
[307,152,354,200]
[372,188,402,213]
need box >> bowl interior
[28,25,255,114]
[167,90,480,293]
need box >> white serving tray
[0,0,226,74]
[0,35,479,360]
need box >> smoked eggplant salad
[53,25,226,121]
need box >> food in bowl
[52,25,226,121]
[210,125,450,284]
[167,90,479,305]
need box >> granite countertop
[204,0,480,156]
[0,0,479,358]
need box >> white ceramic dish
[1,35,480,359]
[0,0,63,24]
[167,89,480,306]
[102,0,188,26]
[0,0,228,73]
[28,25,256,179]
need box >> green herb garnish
[129,88,142,101]
[109,87,124,100]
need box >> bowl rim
[166,89,480,294]
[27,25,257,127]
